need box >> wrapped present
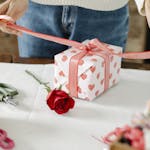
[54,39,122,101]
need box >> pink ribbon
[1,15,150,97]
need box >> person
[0,0,149,58]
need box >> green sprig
[25,70,51,93]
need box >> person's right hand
[0,0,28,35]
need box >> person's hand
[145,0,150,28]
[0,0,28,35]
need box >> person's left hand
[145,0,150,27]
[0,0,28,35]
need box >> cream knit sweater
[31,0,145,15]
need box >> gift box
[54,39,122,101]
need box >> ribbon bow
[0,129,15,150]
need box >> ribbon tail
[120,51,150,59]
[6,22,85,49]
[91,38,150,60]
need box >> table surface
[0,63,150,150]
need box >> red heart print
[62,55,68,62]
[79,60,84,66]
[59,71,65,77]
[111,56,114,62]
[114,62,117,68]
[97,73,100,79]
[101,79,104,85]
[95,90,99,96]
[90,66,96,73]
[112,79,116,85]
[109,73,112,79]
[81,73,87,80]
[88,84,95,91]
[117,68,120,74]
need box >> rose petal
[55,100,68,114]
[47,90,56,110]
[68,98,75,109]
[55,90,69,97]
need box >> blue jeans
[17,1,129,58]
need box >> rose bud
[47,89,75,114]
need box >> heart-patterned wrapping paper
[54,40,122,101]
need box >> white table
[0,63,150,150]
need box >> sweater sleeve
[134,0,145,16]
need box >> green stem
[25,70,51,92]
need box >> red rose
[46,89,75,114]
